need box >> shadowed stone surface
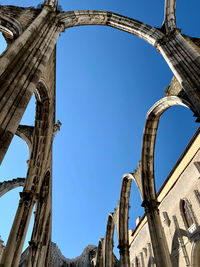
[19,243,97,267]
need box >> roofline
[130,126,200,244]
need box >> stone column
[0,238,4,262]
[96,239,103,267]
[26,171,52,267]
[157,30,200,115]
[118,244,130,267]
[0,7,63,164]
[0,192,36,267]
[142,200,172,267]
[103,214,114,267]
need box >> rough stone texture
[165,36,200,101]
[129,130,200,266]
[0,178,25,197]
[19,243,97,267]
[0,0,200,266]
[165,76,186,98]
[0,5,40,31]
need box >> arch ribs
[58,10,164,46]
[103,213,114,267]
[141,96,191,202]
[118,176,132,267]
[140,96,191,267]
[0,178,25,198]
[16,125,34,153]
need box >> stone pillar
[103,214,114,267]
[0,7,62,164]
[142,200,172,267]
[0,238,4,262]
[118,244,130,267]
[0,192,35,267]
[26,171,52,267]
[96,239,103,267]
[157,30,200,115]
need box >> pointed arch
[140,96,191,267]
[103,213,115,267]
[118,175,132,267]
[15,125,34,154]
[58,11,164,46]
[0,178,25,198]
[0,13,22,41]
[180,198,197,231]
[141,96,192,202]
[95,238,104,267]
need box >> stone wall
[129,135,200,266]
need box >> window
[182,199,194,228]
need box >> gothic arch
[103,213,115,267]
[14,79,49,153]
[13,79,49,157]
[0,13,22,41]
[191,241,200,267]
[15,125,34,154]
[118,175,132,266]
[36,79,50,103]
[58,11,164,46]
[95,238,104,267]
[180,198,197,230]
[140,96,191,267]
[57,4,200,114]
[141,96,192,202]
[0,178,25,198]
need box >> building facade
[129,128,200,267]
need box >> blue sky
[0,0,199,259]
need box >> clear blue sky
[0,0,199,259]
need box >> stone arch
[0,178,25,198]
[57,6,200,115]
[103,213,115,267]
[141,96,192,202]
[35,79,50,103]
[118,175,132,267]
[0,13,22,41]
[191,241,200,267]
[14,79,49,154]
[140,96,192,267]
[94,238,104,267]
[15,125,34,155]
[58,11,164,47]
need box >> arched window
[181,199,194,228]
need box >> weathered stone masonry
[0,0,199,266]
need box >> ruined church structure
[0,0,200,266]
